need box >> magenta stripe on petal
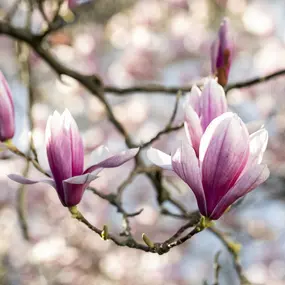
[63,109,84,176]
[63,172,99,207]
[184,105,203,155]
[200,113,249,213]
[0,71,15,141]
[210,164,269,219]
[172,141,207,216]
[200,79,227,132]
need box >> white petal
[89,145,111,166]
[147,147,173,170]
[249,128,268,164]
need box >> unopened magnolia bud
[211,18,233,87]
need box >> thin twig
[225,69,285,93]
[69,206,205,255]
[39,0,66,38]
[104,68,285,95]
[163,213,201,244]
[213,251,221,285]
[208,227,251,285]
[140,122,184,149]
[7,143,50,177]
[3,0,21,21]
[16,160,30,240]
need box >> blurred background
[0,0,285,284]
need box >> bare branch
[16,160,30,241]
[213,251,222,285]
[225,69,285,93]
[209,227,252,285]
[105,84,194,95]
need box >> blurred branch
[213,251,221,285]
[139,122,184,149]
[106,68,285,95]
[14,41,39,241]
[3,0,21,21]
[225,69,285,93]
[0,21,135,146]
[105,84,194,95]
[209,227,251,285]
[137,91,184,149]
[16,160,30,241]
[7,143,50,177]
[0,21,103,96]
[38,0,66,38]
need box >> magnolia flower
[9,110,139,207]
[0,71,15,141]
[147,112,269,220]
[211,18,233,86]
[184,79,227,155]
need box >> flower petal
[200,79,227,131]
[8,174,56,188]
[172,141,207,215]
[185,85,201,116]
[45,110,84,202]
[63,172,100,206]
[84,147,139,174]
[249,128,268,165]
[147,147,173,170]
[200,112,250,214]
[88,145,111,166]
[184,105,203,155]
[210,164,269,219]
[62,109,84,176]
[0,71,15,141]
[46,111,72,189]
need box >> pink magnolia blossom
[147,112,269,220]
[0,71,15,141]
[9,110,139,207]
[184,79,227,155]
[211,18,233,86]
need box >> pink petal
[200,79,227,131]
[172,141,207,216]
[147,148,173,170]
[64,169,102,184]
[88,145,111,166]
[46,111,72,189]
[63,172,100,206]
[210,164,269,219]
[84,147,139,174]
[8,174,56,188]
[0,71,15,141]
[249,128,268,165]
[200,113,250,213]
[184,105,203,155]
[45,110,84,202]
[185,85,201,116]
[62,109,84,176]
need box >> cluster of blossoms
[0,18,269,220]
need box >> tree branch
[225,69,285,93]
